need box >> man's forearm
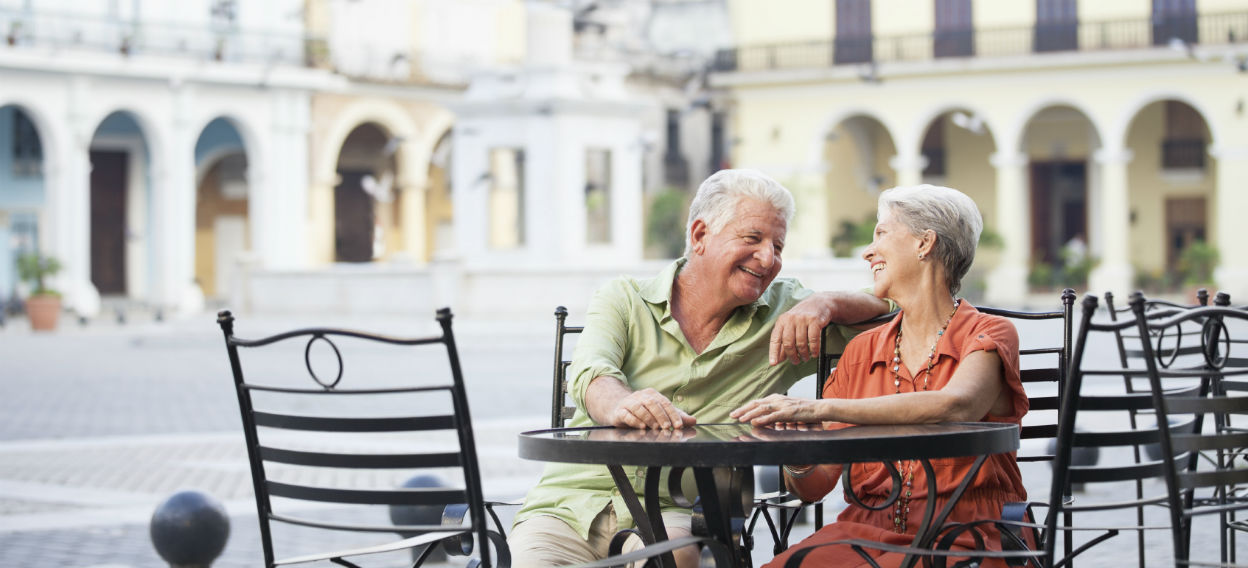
[584,375,632,425]
[821,291,891,326]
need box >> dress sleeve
[963,316,1027,422]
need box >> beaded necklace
[890,298,960,534]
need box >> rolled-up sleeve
[964,317,1027,422]
[568,281,632,415]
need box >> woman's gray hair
[684,169,795,256]
[878,184,983,295]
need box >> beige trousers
[509,504,693,568]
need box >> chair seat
[274,530,467,566]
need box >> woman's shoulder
[957,304,1020,345]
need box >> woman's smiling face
[862,208,921,299]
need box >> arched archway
[425,129,453,260]
[1124,98,1215,289]
[822,114,897,257]
[194,117,250,300]
[334,122,397,263]
[1019,104,1101,290]
[89,110,152,301]
[0,104,47,307]
[917,109,998,297]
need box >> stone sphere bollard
[150,490,230,568]
[389,475,450,562]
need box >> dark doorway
[334,169,374,262]
[1165,197,1206,269]
[1029,161,1087,265]
[90,150,128,294]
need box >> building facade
[712,0,1248,304]
[0,0,332,318]
[1,0,740,321]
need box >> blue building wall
[0,106,47,304]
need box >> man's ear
[689,219,709,255]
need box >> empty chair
[217,308,509,567]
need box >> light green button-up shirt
[513,259,863,538]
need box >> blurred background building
[1,0,1245,322]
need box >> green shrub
[16,252,61,296]
[1177,240,1219,285]
[645,188,690,259]
[830,213,876,257]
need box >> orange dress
[766,303,1028,568]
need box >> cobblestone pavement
[0,310,1242,566]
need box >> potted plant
[16,252,62,331]
[1177,240,1219,303]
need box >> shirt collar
[868,301,977,367]
[640,257,775,317]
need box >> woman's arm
[784,464,843,503]
[731,349,1007,425]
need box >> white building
[0,0,335,319]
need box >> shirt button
[675,395,684,402]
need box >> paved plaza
[0,308,1239,566]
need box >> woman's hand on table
[731,394,827,426]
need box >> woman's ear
[917,229,937,259]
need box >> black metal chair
[217,308,509,568]
[552,306,583,429]
[1008,292,1248,567]
[1102,289,1231,563]
[1114,293,1248,566]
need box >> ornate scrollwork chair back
[217,308,509,568]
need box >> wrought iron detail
[303,333,343,390]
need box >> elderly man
[509,169,892,567]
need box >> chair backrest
[978,289,1077,464]
[1045,293,1248,565]
[217,308,500,568]
[552,306,583,428]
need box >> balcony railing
[2,8,321,68]
[1162,138,1206,170]
[712,10,1248,73]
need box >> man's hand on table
[610,388,697,429]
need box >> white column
[55,77,99,317]
[164,84,200,315]
[985,152,1028,306]
[262,90,311,270]
[889,152,927,188]
[1088,147,1133,297]
[788,170,830,260]
[1211,144,1248,299]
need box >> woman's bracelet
[783,464,815,479]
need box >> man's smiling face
[697,197,787,308]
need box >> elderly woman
[731,184,1028,568]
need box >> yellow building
[712,0,1248,304]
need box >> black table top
[518,422,1019,468]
